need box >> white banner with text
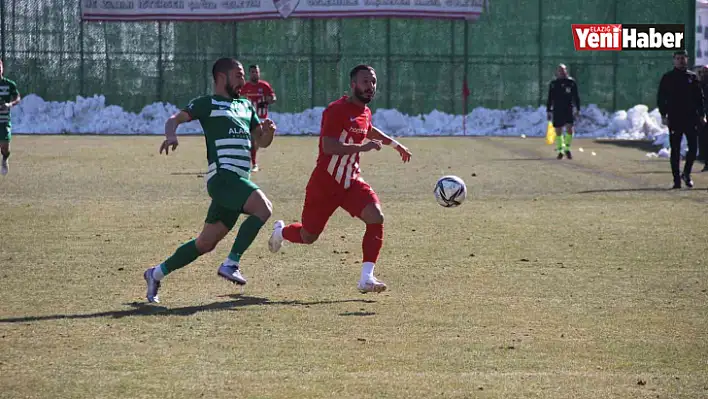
[81,0,487,21]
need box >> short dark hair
[249,64,259,70]
[212,58,242,81]
[674,50,688,57]
[350,64,375,82]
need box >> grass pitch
[0,136,707,399]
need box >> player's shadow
[0,295,377,324]
[576,187,678,194]
[170,172,205,177]
[338,311,377,317]
[592,139,662,153]
[490,157,545,161]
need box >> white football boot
[268,220,285,253]
[357,276,387,293]
[217,263,247,285]
[143,268,161,303]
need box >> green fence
[0,0,694,115]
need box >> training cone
[545,122,556,145]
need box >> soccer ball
[434,175,467,207]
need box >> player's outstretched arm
[322,136,381,155]
[160,110,191,155]
[368,125,412,163]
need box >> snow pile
[9,94,683,155]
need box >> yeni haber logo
[572,24,685,51]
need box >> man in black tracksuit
[657,50,706,188]
[699,66,708,171]
[547,64,581,160]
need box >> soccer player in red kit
[267,64,412,293]
[241,64,276,172]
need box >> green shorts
[0,125,10,142]
[205,171,259,230]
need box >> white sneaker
[268,220,285,253]
[1,160,7,176]
[217,263,247,285]
[251,164,260,172]
[357,277,387,293]
[143,268,161,303]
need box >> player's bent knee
[254,198,273,222]
[195,236,219,254]
[244,190,273,222]
[360,203,384,224]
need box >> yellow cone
[545,122,556,145]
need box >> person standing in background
[657,50,706,188]
[241,64,277,172]
[698,65,708,172]
[546,64,581,160]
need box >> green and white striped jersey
[183,95,260,182]
[0,77,19,126]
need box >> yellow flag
[545,122,556,145]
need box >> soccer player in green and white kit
[0,59,22,176]
[143,58,277,303]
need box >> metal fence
[0,0,694,115]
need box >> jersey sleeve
[182,96,209,121]
[320,105,345,138]
[262,82,275,96]
[9,81,19,98]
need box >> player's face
[673,54,688,70]
[250,67,260,82]
[556,66,567,79]
[351,70,377,104]
[225,65,246,98]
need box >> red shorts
[301,169,380,235]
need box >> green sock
[555,133,565,153]
[565,133,573,150]
[161,239,201,275]
[228,216,266,263]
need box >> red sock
[282,223,305,244]
[362,223,384,263]
[251,147,258,165]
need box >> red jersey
[241,80,275,119]
[314,96,372,189]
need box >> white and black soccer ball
[434,175,467,207]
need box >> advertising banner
[81,0,487,21]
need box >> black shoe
[672,182,681,189]
[681,173,694,188]
[557,152,564,160]
[565,150,573,160]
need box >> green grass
[0,136,707,399]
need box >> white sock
[223,257,239,267]
[360,262,375,282]
[151,265,165,281]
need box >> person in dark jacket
[657,50,706,188]
[699,65,708,171]
[546,64,581,160]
